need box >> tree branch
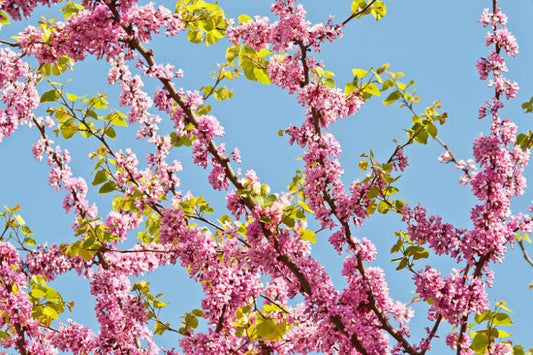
[518,240,533,268]
[339,0,378,27]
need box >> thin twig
[0,39,19,47]
[340,0,378,27]
[518,240,533,267]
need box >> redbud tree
[0,0,532,353]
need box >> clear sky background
[1,0,533,353]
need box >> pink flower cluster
[403,7,529,352]
[18,5,122,63]
[43,140,98,218]
[0,0,60,20]
[403,205,465,259]
[109,57,156,124]
[90,269,159,354]
[267,53,305,94]
[48,320,98,354]
[26,244,93,281]
[105,210,142,242]
[104,243,179,277]
[0,242,41,351]
[338,256,414,353]
[0,48,39,143]
[1,0,530,353]
[160,207,264,333]
[113,143,181,211]
[17,2,183,64]
[297,82,362,129]
[227,0,340,52]
[465,7,529,264]
[122,3,183,42]
[192,115,231,190]
[477,7,519,101]
[39,135,98,220]
[414,267,489,326]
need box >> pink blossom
[0,242,41,350]
[26,244,93,280]
[90,269,159,354]
[414,267,489,326]
[485,28,519,57]
[48,320,98,354]
[227,16,271,51]
[0,0,61,20]
[0,49,39,142]
[267,53,304,94]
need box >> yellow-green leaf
[299,228,317,243]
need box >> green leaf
[282,215,295,228]
[344,82,355,95]
[495,329,511,338]
[23,237,36,246]
[384,91,401,105]
[393,199,406,211]
[413,128,429,145]
[396,258,408,270]
[475,310,490,324]
[390,239,403,253]
[42,306,59,319]
[192,309,204,317]
[0,11,10,25]
[104,112,128,127]
[15,214,25,225]
[298,200,314,214]
[92,170,109,186]
[264,194,277,206]
[61,125,78,139]
[238,14,252,24]
[226,45,240,64]
[496,300,513,313]
[367,186,380,199]
[89,96,108,109]
[60,1,84,19]
[522,97,533,113]
[427,122,438,138]
[390,71,405,80]
[21,226,34,235]
[104,126,117,139]
[352,68,368,78]
[377,200,390,214]
[185,313,198,329]
[382,79,394,91]
[155,321,170,335]
[324,77,336,89]
[470,332,488,351]
[256,319,287,342]
[383,186,399,196]
[253,67,271,85]
[493,313,513,326]
[40,89,61,103]
[513,345,526,355]
[299,228,317,243]
[170,132,196,147]
[99,181,116,194]
[364,83,380,97]
[371,1,387,20]
[351,0,367,14]
[412,249,429,260]
[66,93,78,102]
[31,288,46,298]
[187,30,203,43]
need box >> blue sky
[1,0,533,352]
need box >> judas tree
[0,0,531,354]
